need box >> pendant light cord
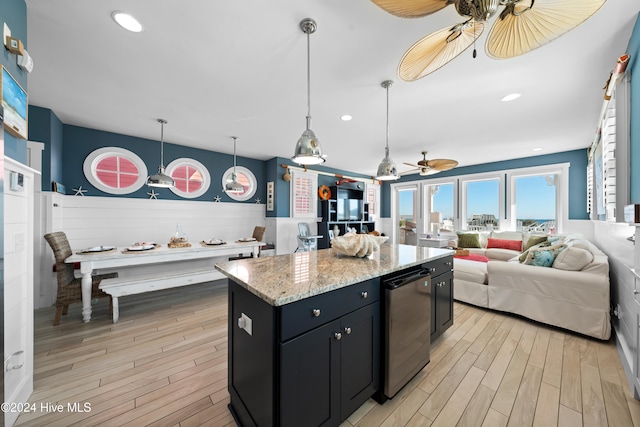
[232,136,238,174]
[158,118,167,169]
[306,26,312,129]
[385,83,389,151]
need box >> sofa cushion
[487,238,522,252]
[454,258,488,285]
[457,232,481,248]
[523,243,566,267]
[486,248,521,261]
[553,246,594,271]
[523,235,548,251]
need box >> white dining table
[65,240,264,322]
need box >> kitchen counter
[215,243,453,306]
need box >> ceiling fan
[372,0,607,81]
[402,151,459,175]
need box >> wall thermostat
[9,171,24,192]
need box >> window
[508,164,567,233]
[461,176,502,231]
[83,147,148,194]
[291,169,317,218]
[425,181,455,233]
[222,166,257,201]
[166,158,210,199]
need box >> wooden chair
[44,231,118,325]
[229,226,267,260]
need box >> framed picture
[1,66,28,139]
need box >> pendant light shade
[147,118,175,188]
[375,80,399,181]
[225,136,244,194]
[292,18,325,166]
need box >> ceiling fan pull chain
[472,21,477,58]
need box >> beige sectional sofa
[450,230,611,340]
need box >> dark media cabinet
[317,185,375,249]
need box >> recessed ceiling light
[501,93,521,102]
[532,147,543,152]
[340,114,353,121]
[112,11,143,32]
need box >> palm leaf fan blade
[486,0,606,59]
[398,22,484,81]
[427,159,458,171]
[371,0,451,18]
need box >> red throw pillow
[486,238,522,251]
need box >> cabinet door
[280,319,341,427]
[340,301,381,420]
[434,272,454,338]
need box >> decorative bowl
[331,233,388,258]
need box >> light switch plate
[239,313,252,336]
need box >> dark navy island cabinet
[228,278,380,427]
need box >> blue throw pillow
[524,243,566,267]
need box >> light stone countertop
[215,243,453,306]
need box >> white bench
[100,268,224,322]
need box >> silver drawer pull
[438,281,446,287]
[334,332,342,340]
[445,261,453,266]
[312,309,321,317]
[361,291,368,299]
[344,327,352,335]
[430,267,437,273]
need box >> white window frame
[166,158,210,199]
[421,177,458,234]
[221,166,257,201]
[506,163,569,233]
[459,172,505,231]
[83,147,148,195]
[291,169,318,218]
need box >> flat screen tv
[337,199,361,221]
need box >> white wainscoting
[5,158,37,427]
[38,193,266,309]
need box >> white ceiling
[24,0,639,177]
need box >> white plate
[126,244,155,251]
[238,237,257,242]
[86,246,115,252]
[206,239,225,245]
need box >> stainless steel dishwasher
[383,266,431,399]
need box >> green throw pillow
[524,235,548,252]
[457,232,481,248]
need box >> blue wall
[1,0,27,163]
[628,13,640,203]
[380,149,589,220]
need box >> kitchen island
[215,243,453,427]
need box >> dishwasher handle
[386,269,430,289]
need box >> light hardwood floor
[16,281,640,427]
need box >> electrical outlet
[3,23,11,48]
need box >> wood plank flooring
[17,281,640,426]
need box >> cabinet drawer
[424,256,453,278]
[279,278,380,341]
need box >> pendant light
[375,80,399,181]
[147,118,175,188]
[225,136,244,194]
[292,18,325,165]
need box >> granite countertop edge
[215,245,453,307]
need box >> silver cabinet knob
[361,291,368,299]
[312,309,321,317]
[334,332,342,340]
[430,267,437,273]
[344,327,352,335]
[445,261,453,266]
[438,281,446,287]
